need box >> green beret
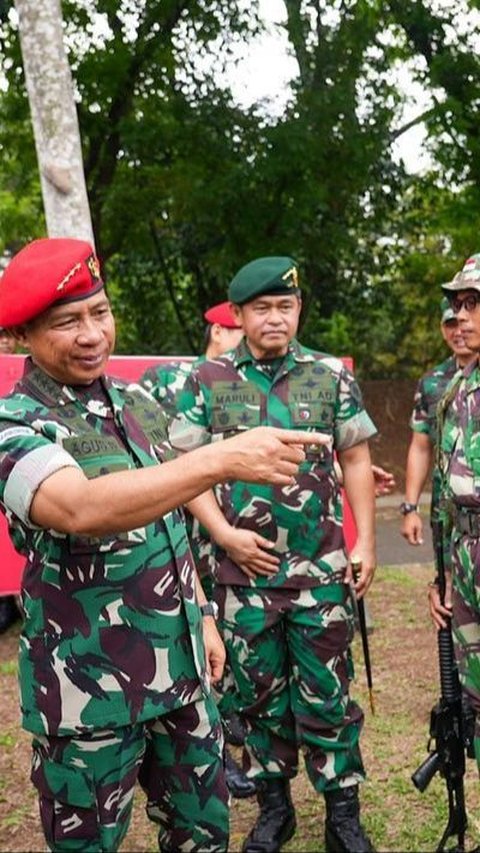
[440,296,455,324]
[228,256,300,305]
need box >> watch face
[202,602,218,619]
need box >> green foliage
[3,1,480,376]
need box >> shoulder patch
[0,426,36,441]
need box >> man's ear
[10,326,28,348]
[230,302,242,324]
[211,323,222,344]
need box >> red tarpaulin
[0,354,357,594]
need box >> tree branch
[148,220,198,353]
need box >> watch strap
[200,601,218,619]
[400,501,418,515]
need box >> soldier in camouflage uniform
[401,296,472,568]
[171,256,377,853]
[432,253,480,774]
[141,301,244,429]
[141,302,255,800]
[0,239,326,853]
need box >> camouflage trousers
[30,692,229,852]
[201,573,241,722]
[214,583,366,792]
[450,531,480,767]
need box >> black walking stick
[351,557,375,715]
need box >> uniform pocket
[31,746,99,845]
[211,382,262,434]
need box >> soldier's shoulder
[420,355,456,382]
[0,387,39,416]
[0,391,42,439]
[433,355,458,377]
[299,346,351,378]
[140,358,194,383]
[191,352,236,380]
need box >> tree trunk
[14,0,94,245]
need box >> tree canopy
[2,0,480,376]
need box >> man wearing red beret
[0,238,329,853]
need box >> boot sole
[325,823,374,853]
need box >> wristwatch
[200,601,219,620]
[399,502,418,516]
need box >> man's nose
[77,318,103,341]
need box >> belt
[453,507,480,538]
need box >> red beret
[203,301,241,329]
[0,238,104,326]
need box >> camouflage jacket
[171,338,376,589]
[410,355,459,440]
[439,356,480,510]
[410,355,461,517]
[0,359,206,737]
[141,357,196,424]
[140,355,215,580]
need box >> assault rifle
[411,520,475,853]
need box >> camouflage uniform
[171,337,377,792]
[438,356,480,762]
[141,357,195,423]
[141,355,216,592]
[141,358,235,710]
[0,359,228,852]
[410,355,460,565]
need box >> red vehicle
[0,354,356,594]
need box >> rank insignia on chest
[299,409,311,420]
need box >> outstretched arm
[28,427,330,536]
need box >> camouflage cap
[440,296,456,323]
[442,254,480,293]
[228,256,300,305]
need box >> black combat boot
[224,748,256,799]
[223,711,247,747]
[242,778,296,853]
[324,786,375,852]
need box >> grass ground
[1,562,479,852]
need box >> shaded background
[362,378,417,494]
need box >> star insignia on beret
[87,254,101,280]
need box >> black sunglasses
[451,293,480,313]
